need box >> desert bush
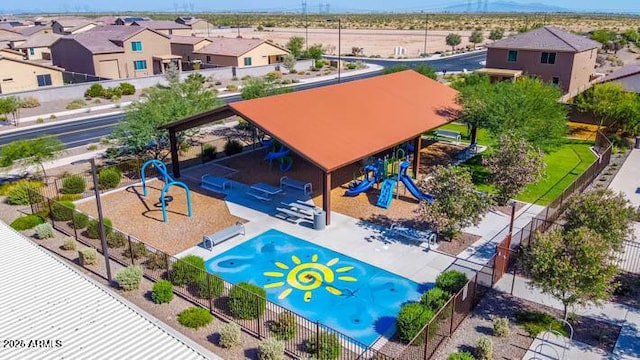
[224,139,243,156]
[61,237,77,251]
[10,214,44,230]
[515,310,567,337]
[87,144,98,151]
[226,84,239,92]
[115,265,143,291]
[152,280,174,304]
[436,270,468,295]
[493,317,510,337]
[202,144,217,160]
[107,231,127,248]
[79,248,97,265]
[170,255,205,286]
[70,212,89,229]
[6,180,43,205]
[118,82,136,95]
[396,303,435,343]
[421,287,451,311]
[123,241,147,260]
[265,70,283,81]
[98,167,122,190]
[269,311,297,341]
[85,84,105,98]
[177,307,213,329]
[304,332,341,360]
[259,338,285,360]
[34,222,54,239]
[61,175,86,194]
[86,218,112,239]
[475,336,493,360]
[144,252,168,270]
[56,193,82,201]
[65,99,86,110]
[195,272,224,299]
[228,282,266,320]
[51,201,75,221]
[448,351,476,360]
[219,322,242,348]
[21,96,40,108]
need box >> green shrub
[87,144,98,151]
[118,82,136,95]
[177,307,213,329]
[226,84,239,92]
[144,252,168,270]
[475,336,493,360]
[51,201,75,221]
[152,280,174,304]
[86,218,112,239]
[269,311,297,341]
[107,231,127,248]
[515,310,568,337]
[65,99,86,110]
[61,175,86,194]
[493,317,510,337]
[123,241,147,260]
[396,303,435,343]
[85,84,105,98]
[10,214,44,230]
[21,96,40,108]
[79,248,97,265]
[421,287,451,311]
[34,222,54,239]
[259,338,285,360]
[436,270,468,295]
[170,255,205,286]
[224,139,243,156]
[219,322,242,349]
[6,180,43,205]
[70,212,89,229]
[61,237,77,251]
[195,272,224,299]
[104,86,123,100]
[56,193,82,201]
[228,282,267,320]
[115,265,143,291]
[305,332,341,360]
[448,351,476,360]
[202,144,217,160]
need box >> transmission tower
[326,4,330,14]
[483,0,488,12]
[302,0,308,49]
[467,0,472,13]
[476,0,482,12]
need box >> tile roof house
[175,16,215,34]
[0,28,26,48]
[52,19,97,35]
[132,20,192,36]
[0,55,63,93]
[114,16,150,26]
[15,33,62,60]
[600,64,640,93]
[169,35,212,66]
[482,26,601,96]
[51,26,181,79]
[193,37,289,67]
[17,25,52,37]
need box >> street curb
[0,111,126,135]
[323,49,487,62]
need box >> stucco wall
[0,60,63,94]
[240,43,288,67]
[568,49,598,96]
[52,39,96,75]
[24,46,49,61]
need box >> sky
[1,0,638,14]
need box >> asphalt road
[0,51,486,149]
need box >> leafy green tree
[383,65,410,74]
[241,77,293,101]
[574,82,640,135]
[286,36,305,58]
[590,29,617,45]
[563,189,637,252]
[0,136,64,180]
[281,54,297,72]
[488,135,545,205]
[0,96,22,126]
[112,73,220,159]
[446,33,462,52]
[383,65,437,80]
[522,227,619,319]
[453,73,493,145]
[469,30,484,47]
[622,29,639,43]
[304,44,324,61]
[489,28,504,41]
[417,165,491,240]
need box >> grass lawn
[427,123,495,147]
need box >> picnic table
[247,183,282,201]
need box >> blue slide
[376,179,397,209]
[399,161,434,203]
[264,147,290,161]
[345,165,378,197]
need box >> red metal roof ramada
[230,70,460,172]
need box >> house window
[36,74,52,87]
[552,77,560,86]
[29,48,35,55]
[244,57,252,66]
[541,52,556,64]
[507,50,518,62]
[168,29,173,35]
[206,55,211,63]
[131,41,142,52]
[3,78,13,82]
[133,60,147,70]
[187,56,190,61]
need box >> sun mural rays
[263,254,357,302]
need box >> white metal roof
[0,221,212,360]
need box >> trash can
[313,209,326,231]
[635,136,640,149]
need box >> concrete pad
[524,332,610,360]
[609,149,640,208]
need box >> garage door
[97,59,120,79]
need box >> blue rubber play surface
[205,229,424,346]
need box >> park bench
[201,175,232,194]
[203,222,245,249]
[390,224,437,249]
[280,176,313,196]
[435,130,462,144]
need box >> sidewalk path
[609,148,640,208]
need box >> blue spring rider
[140,160,192,223]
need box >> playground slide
[264,148,290,161]
[345,165,378,197]
[399,161,434,203]
[376,179,397,209]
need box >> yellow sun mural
[263,254,357,302]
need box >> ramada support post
[412,135,422,178]
[323,171,331,225]
[169,128,181,179]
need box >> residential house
[175,17,215,34]
[51,26,181,79]
[0,28,26,48]
[482,26,601,95]
[0,48,25,60]
[52,19,97,35]
[114,17,150,26]
[15,33,62,60]
[0,55,63,93]
[600,64,640,93]
[170,35,212,64]
[192,38,289,67]
[132,20,192,36]
[17,26,52,37]
[92,16,118,26]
